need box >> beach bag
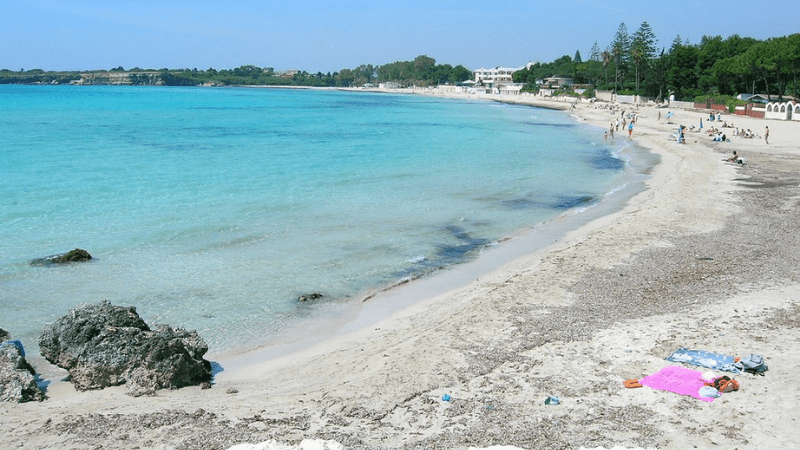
[735,354,768,376]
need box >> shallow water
[0,85,637,355]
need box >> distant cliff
[0,70,166,86]
[71,71,164,86]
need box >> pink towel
[639,365,717,402]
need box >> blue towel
[665,347,741,373]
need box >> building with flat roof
[474,67,517,85]
[473,65,531,94]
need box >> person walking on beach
[628,121,634,138]
[765,126,769,144]
[609,123,615,138]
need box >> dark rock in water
[0,339,46,403]
[39,300,212,397]
[298,292,323,302]
[0,328,9,342]
[30,248,93,266]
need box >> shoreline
[3,93,800,449]
[215,137,653,369]
[211,106,655,367]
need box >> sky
[3,0,799,73]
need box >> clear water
[0,85,634,356]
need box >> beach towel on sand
[665,347,740,373]
[666,348,769,375]
[639,365,719,402]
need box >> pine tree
[631,22,658,92]
[590,42,601,62]
[612,23,631,92]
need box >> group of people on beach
[604,105,772,146]
[604,109,637,140]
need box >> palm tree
[631,47,643,92]
[602,51,612,87]
[612,46,622,93]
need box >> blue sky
[4,0,798,73]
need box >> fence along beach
[3,93,800,450]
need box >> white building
[473,65,529,93]
[474,67,517,85]
[498,84,524,95]
[765,100,800,121]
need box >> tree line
[0,55,472,88]
[513,24,800,101]
[4,28,798,102]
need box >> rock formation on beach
[0,329,47,403]
[30,248,93,265]
[39,301,213,397]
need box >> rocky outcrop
[30,248,92,265]
[0,327,9,342]
[39,301,212,397]
[297,292,323,302]
[0,335,46,403]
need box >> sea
[0,85,654,362]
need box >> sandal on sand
[624,379,643,388]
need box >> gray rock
[0,340,46,403]
[39,300,212,397]
[30,248,92,265]
[298,292,323,302]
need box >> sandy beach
[3,93,799,450]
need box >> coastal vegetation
[2,27,798,102]
[0,55,471,89]
[513,25,800,101]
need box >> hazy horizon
[5,0,798,74]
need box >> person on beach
[727,150,744,164]
[628,121,634,138]
[609,123,615,138]
[765,126,770,144]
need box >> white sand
[2,93,799,450]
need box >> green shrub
[694,94,748,113]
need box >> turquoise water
[0,85,634,356]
